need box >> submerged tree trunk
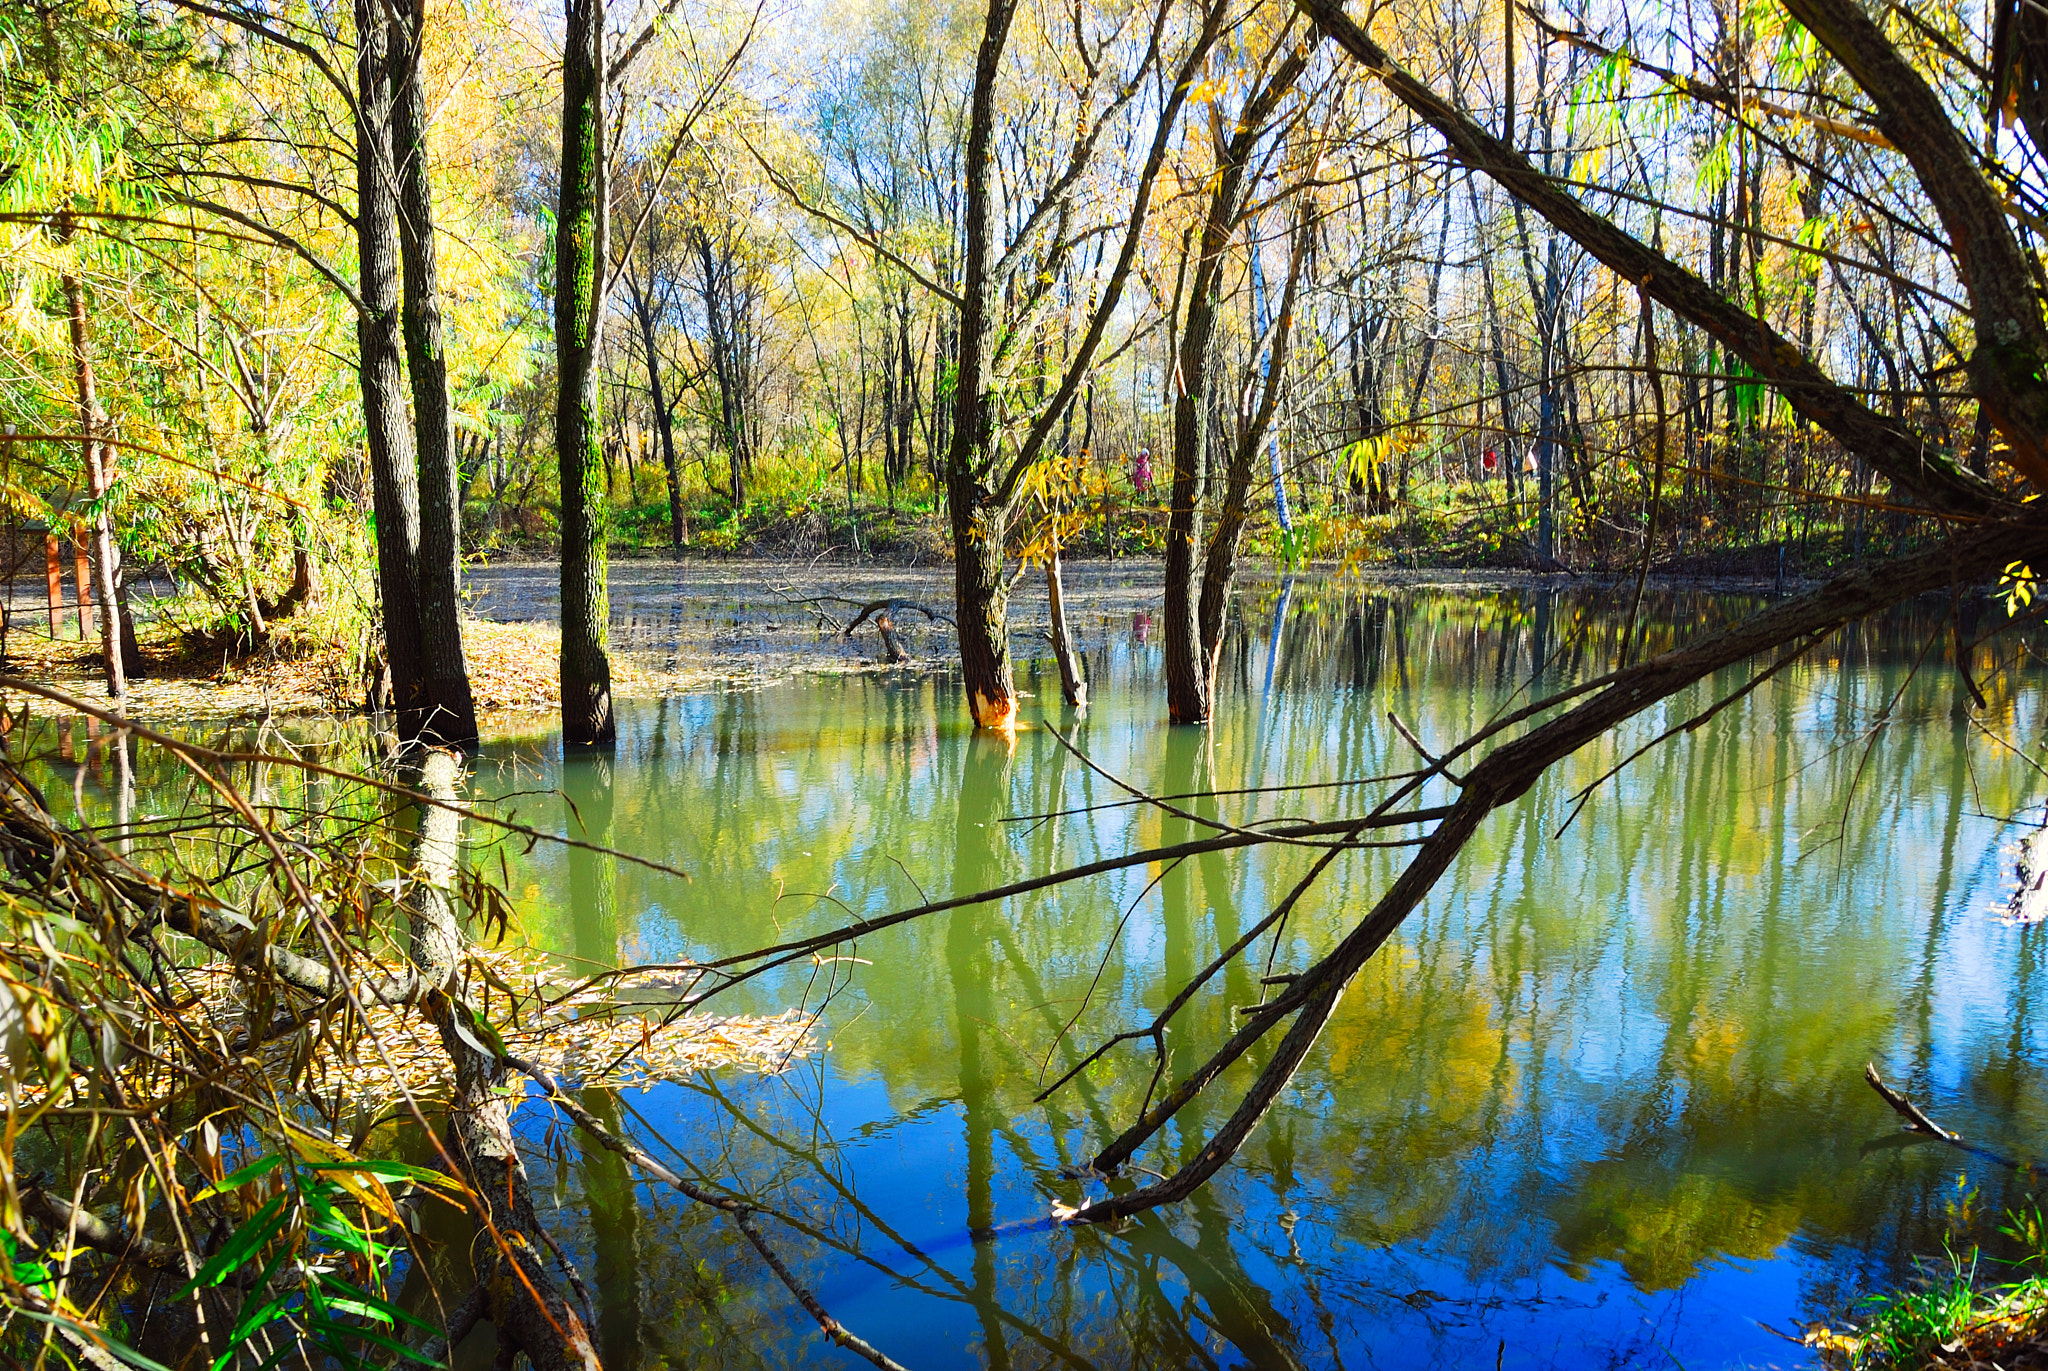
[1046,547,1085,707]
[943,0,1023,730]
[555,0,615,744]
[353,0,428,739]
[1164,51,1305,726]
[391,17,479,746]
[1197,207,1310,698]
[408,752,600,1369]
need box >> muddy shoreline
[0,555,1834,724]
[466,554,1821,684]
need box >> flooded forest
[2,0,2047,1365]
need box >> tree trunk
[1163,270,1215,724]
[409,753,601,1370]
[59,265,126,701]
[944,0,1023,730]
[1046,548,1085,707]
[1197,207,1309,697]
[628,278,686,553]
[1163,53,1304,725]
[354,0,428,738]
[391,16,478,746]
[556,0,616,744]
[951,489,1014,727]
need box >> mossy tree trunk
[555,0,615,744]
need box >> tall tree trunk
[59,256,125,701]
[391,17,478,746]
[1197,207,1309,694]
[944,0,1023,730]
[628,277,685,553]
[556,0,615,744]
[1163,51,1305,726]
[353,0,428,739]
[1163,246,1214,724]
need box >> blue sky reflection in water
[383,586,2048,1366]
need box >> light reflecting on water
[29,582,2048,1369]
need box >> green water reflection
[28,582,2048,1369]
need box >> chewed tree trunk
[951,484,1015,728]
[555,0,615,744]
[1046,548,1086,707]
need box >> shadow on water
[20,579,2048,1369]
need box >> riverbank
[1807,1252,2048,1368]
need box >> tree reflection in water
[35,582,2043,1368]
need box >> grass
[1814,1206,2048,1369]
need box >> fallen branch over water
[1865,1062,1963,1141]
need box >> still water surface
[53,581,2048,1368]
[445,581,2048,1370]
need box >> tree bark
[944,0,1023,729]
[951,492,1015,727]
[59,259,126,701]
[390,15,479,746]
[556,0,616,744]
[354,0,428,738]
[1164,51,1306,726]
[408,752,600,1370]
[1046,548,1085,707]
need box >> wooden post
[44,533,62,637]
[72,532,92,640]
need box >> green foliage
[180,1147,453,1371]
[1836,1201,2048,1368]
